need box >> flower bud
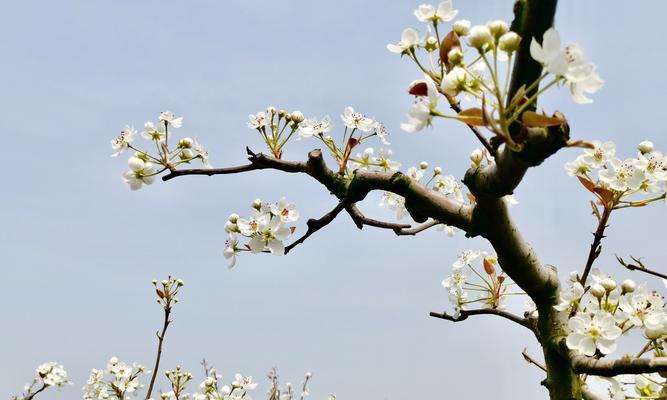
[267,106,276,115]
[419,161,429,170]
[305,372,312,378]
[498,31,521,53]
[487,20,509,39]
[324,135,334,143]
[621,279,636,294]
[291,110,304,123]
[224,221,237,233]
[453,20,471,37]
[176,279,184,286]
[228,213,239,223]
[590,283,606,298]
[433,166,442,175]
[284,113,292,121]
[470,149,484,166]
[467,25,493,51]
[600,278,617,292]
[278,109,286,117]
[180,149,194,160]
[447,48,464,66]
[252,198,262,210]
[638,140,654,154]
[425,36,439,52]
[221,385,231,395]
[178,137,194,148]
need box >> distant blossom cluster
[12,362,71,400]
[111,111,210,190]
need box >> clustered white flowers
[112,111,211,190]
[554,267,667,394]
[82,357,150,400]
[388,0,603,154]
[12,362,71,400]
[565,140,667,208]
[223,197,299,267]
[441,250,518,318]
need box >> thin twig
[579,206,612,286]
[617,255,667,280]
[345,204,411,230]
[521,348,547,372]
[429,309,530,330]
[394,219,440,236]
[145,307,171,399]
[285,202,347,254]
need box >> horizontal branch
[572,355,667,377]
[394,219,441,236]
[429,309,531,330]
[617,255,667,280]
[345,204,411,231]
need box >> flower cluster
[12,362,70,400]
[154,276,185,311]
[112,111,211,190]
[162,365,194,400]
[558,268,667,359]
[82,357,150,400]
[247,105,389,174]
[441,250,518,318]
[389,1,602,152]
[189,367,258,400]
[266,369,318,400]
[565,140,667,207]
[603,373,667,399]
[223,198,299,267]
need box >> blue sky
[1,1,666,399]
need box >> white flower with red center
[298,116,332,138]
[373,121,390,145]
[387,28,420,55]
[530,28,603,103]
[413,1,458,23]
[248,216,292,255]
[582,141,616,168]
[36,362,70,388]
[159,111,183,128]
[599,158,645,192]
[111,125,136,157]
[341,106,375,132]
[233,374,259,391]
[637,150,667,182]
[270,197,299,222]
[122,156,156,191]
[566,311,622,356]
[236,211,268,237]
[247,111,269,129]
[452,250,481,269]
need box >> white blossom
[566,311,622,356]
[340,106,375,132]
[111,126,136,157]
[159,111,183,128]
[122,156,156,191]
[298,116,332,138]
[387,28,420,54]
[413,1,458,23]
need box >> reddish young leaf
[456,108,487,126]
[522,111,564,127]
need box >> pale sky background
[1,1,666,399]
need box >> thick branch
[572,355,667,377]
[429,309,531,330]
